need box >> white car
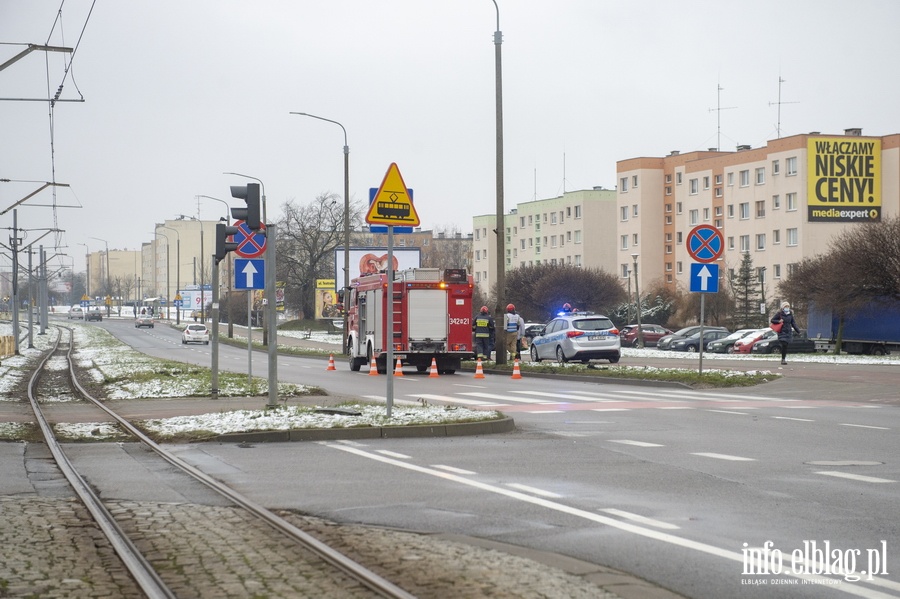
[68,306,84,319]
[182,324,210,345]
[529,312,621,364]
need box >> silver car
[529,312,621,364]
[182,324,210,345]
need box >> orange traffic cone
[511,359,522,379]
[326,354,336,371]
[429,357,439,378]
[394,358,404,376]
[368,358,379,376]
[474,358,485,379]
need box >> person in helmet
[473,306,496,360]
[503,303,525,360]
[563,303,572,312]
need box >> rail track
[22,325,417,599]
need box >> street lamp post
[160,226,181,324]
[89,236,110,313]
[179,215,206,321]
[631,253,644,348]
[289,112,350,355]
[198,195,234,338]
[151,231,171,320]
[78,242,90,297]
[490,0,507,365]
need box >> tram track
[22,325,417,599]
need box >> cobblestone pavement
[0,494,685,599]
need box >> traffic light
[215,222,240,264]
[230,183,261,230]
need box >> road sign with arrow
[234,259,264,289]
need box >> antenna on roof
[768,76,799,138]
[708,82,737,151]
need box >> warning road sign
[365,163,420,227]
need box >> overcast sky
[2,0,899,274]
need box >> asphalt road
[80,319,900,598]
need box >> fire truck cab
[347,268,473,374]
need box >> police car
[529,312,621,364]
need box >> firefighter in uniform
[473,306,495,360]
[503,303,524,360]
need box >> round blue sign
[686,225,724,263]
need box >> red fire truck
[347,268,474,374]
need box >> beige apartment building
[144,218,220,303]
[472,187,618,293]
[617,129,899,298]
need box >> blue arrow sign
[690,263,719,293]
[234,259,265,289]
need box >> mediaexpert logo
[742,540,888,584]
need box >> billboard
[334,247,422,281]
[807,136,881,222]
[315,279,340,319]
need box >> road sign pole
[699,293,705,376]
[385,225,394,419]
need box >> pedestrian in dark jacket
[771,301,801,365]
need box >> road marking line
[772,416,815,422]
[530,410,565,413]
[706,409,749,415]
[816,471,896,484]
[692,452,756,461]
[324,444,878,593]
[608,439,664,448]
[601,508,680,530]
[432,465,476,475]
[512,391,622,402]
[460,392,551,404]
[376,450,410,459]
[590,408,630,412]
[410,394,498,407]
[505,483,563,498]
[839,423,891,430]
[656,406,695,410]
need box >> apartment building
[471,187,618,292]
[617,129,900,296]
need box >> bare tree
[422,225,472,271]
[504,264,626,322]
[276,193,365,319]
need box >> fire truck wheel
[349,355,363,372]
[416,364,428,373]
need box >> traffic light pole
[211,257,220,400]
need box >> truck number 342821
[449,317,470,325]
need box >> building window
[739,170,750,187]
[702,207,709,221]
[755,200,766,218]
[666,245,672,255]
[773,195,781,210]
[676,172,683,184]
[566,206,571,217]
[740,235,750,252]
[787,228,798,246]
[620,206,628,221]
[632,204,639,217]
[528,215,533,225]
[676,261,683,274]
[715,218,723,228]
[727,204,734,218]
[665,262,672,271]
[665,215,673,225]
[574,255,582,267]
[689,179,699,195]
[665,203,672,213]
[715,174,723,185]
[739,202,750,219]
[786,156,797,176]
[529,238,533,247]
[756,234,766,250]
[676,202,683,214]
[574,205,582,219]
[620,235,628,250]
[551,212,558,225]
[786,192,798,211]
[715,187,723,198]
[772,160,780,175]
[475,272,481,283]
[689,209,699,225]
[676,231,683,243]
[574,230,582,243]
[543,213,548,223]
[755,167,765,185]
[665,232,672,242]
[665,186,672,195]
[567,231,572,242]
[632,175,638,188]
[559,210,564,224]
[620,177,628,191]
[551,235,558,248]
[715,206,723,216]
[727,172,734,186]
[520,239,526,250]
[728,236,735,250]
[773,229,781,244]
[475,250,481,261]
[632,233,639,245]
[519,216,525,228]
[774,264,782,278]
[703,176,711,190]
[621,264,630,278]
[665,174,672,183]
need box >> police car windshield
[573,318,614,331]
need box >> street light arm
[289,112,348,149]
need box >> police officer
[473,306,495,360]
[503,303,525,360]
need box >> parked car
[135,314,155,328]
[657,325,727,350]
[85,307,102,322]
[669,329,731,352]
[751,330,817,354]
[734,329,775,354]
[529,312,620,364]
[68,305,83,319]
[706,329,762,354]
[182,323,210,345]
[619,324,674,347]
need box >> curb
[214,416,516,443]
